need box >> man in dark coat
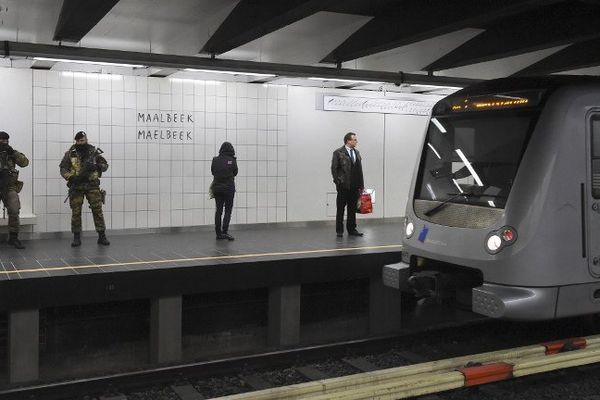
[211,142,238,240]
[331,132,364,237]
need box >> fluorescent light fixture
[410,84,463,90]
[427,142,442,160]
[63,71,122,80]
[183,68,275,77]
[34,57,145,68]
[431,117,447,133]
[455,149,484,187]
[308,77,383,85]
[488,200,496,207]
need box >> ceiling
[0,0,599,93]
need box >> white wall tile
[47,72,60,88]
[111,76,124,92]
[59,73,74,89]
[33,70,47,87]
[111,91,124,109]
[47,106,60,124]
[31,74,289,233]
[34,87,46,105]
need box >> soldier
[60,131,110,247]
[0,131,29,249]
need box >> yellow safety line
[4,244,402,275]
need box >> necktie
[351,149,356,164]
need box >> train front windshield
[415,109,538,210]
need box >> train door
[588,112,600,276]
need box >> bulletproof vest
[0,152,9,189]
[0,151,9,171]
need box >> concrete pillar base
[8,309,39,383]
[150,296,182,364]
[369,276,402,335]
[268,285,301,347]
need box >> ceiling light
[64,71,122,80]
[308,77,383,85]
[183,68,276,77]
[33,57,145,68]
[409,84,463,90]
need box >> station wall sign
[136,112,194,142]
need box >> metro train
[383,76,600,320]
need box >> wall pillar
[268,285,301,346]
[150,296,182,364]
[8,309,39,383]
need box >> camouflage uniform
[0,149,29,233]
[59,144,108,233]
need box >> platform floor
[0,220,402,280]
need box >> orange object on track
[457,362,514,387]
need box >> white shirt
[345,145,356,162]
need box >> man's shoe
[216,234,226,240]
[222,233,235,241]
[97,232,110,246]
[7,233,24,249]
[336,232,343,238]
[348,230,364,237]
[71,232,81,247]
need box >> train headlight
[405,218,414,239]
[486,235,502,253]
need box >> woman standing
[211,142,238,240]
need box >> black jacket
[211,144,238,193]
[331,146,364,191]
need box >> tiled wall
[32,71,288,233]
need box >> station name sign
[323,95,435,116]
[136,112,194,142]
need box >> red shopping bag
[357,191,373,214]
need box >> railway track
[215,336,600,400]
[0,317,596,399]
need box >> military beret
[74,131,87,141]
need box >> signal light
[502,228,515,242]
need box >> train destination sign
[449,90,543,113]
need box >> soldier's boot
[71,232,81,247]
[7,232,25,249]
[97,231,110,246]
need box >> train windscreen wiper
[424,192,474,217]
[424,191,506,217]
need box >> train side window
[592,116,600,198]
